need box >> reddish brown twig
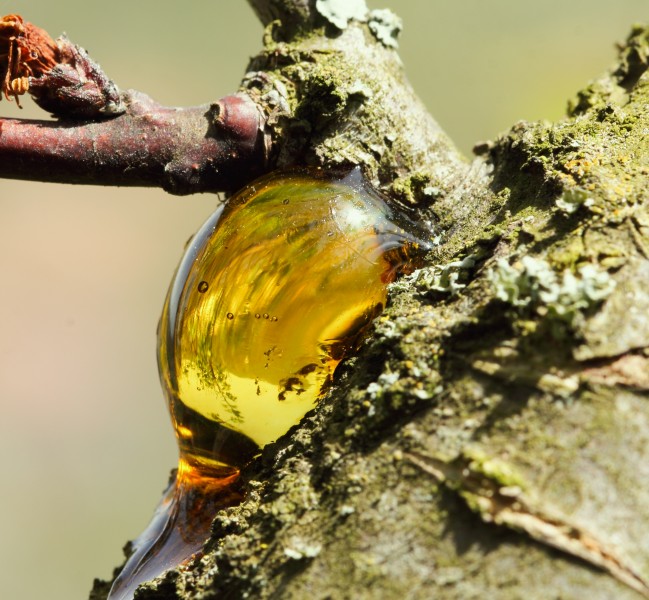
[0,14,268,194]
[0,91,266,194]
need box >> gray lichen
[490,256,615,326]
[314,0,368,30]
[368,9,402,49]
[555,187,597,215]
[392,255,477,295]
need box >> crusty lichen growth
[95,18,649,600]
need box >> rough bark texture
[85,3,649,599]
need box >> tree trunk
[16,2,648,598]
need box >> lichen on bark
[90,6,649,600]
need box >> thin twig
[0,14,267,194]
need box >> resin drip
[108,168,429,599]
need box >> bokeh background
[1,1,646,598]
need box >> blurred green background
[0,1,646,598]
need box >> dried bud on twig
[29,36,125,118]
[0,13,124,119]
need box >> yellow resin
[158,168,427,470]
[109,168,429,600]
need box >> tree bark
[10,1,645,598]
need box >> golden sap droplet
[110,168,431,599]
[158,168,430,473]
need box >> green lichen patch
[392,255,478,297]
[490,256,615,327]
[489,81,649,230]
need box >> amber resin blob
[108,168,430,599]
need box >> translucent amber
[109,168,429,599]
[159,167,428,473]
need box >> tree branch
[0,15,267,194]
[0,92,266,194]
